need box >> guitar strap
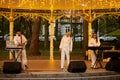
[21,35,22,44]
[21,35,25,49]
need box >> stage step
[0,70,120,80]
[0,60,120,80]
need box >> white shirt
[59,35,73,51]
[14,34,27,46]
[88,38,100,47]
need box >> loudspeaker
[68,61,86,73]
[3,62,22,74]
[105,60,120,72]
[103,51,120,60]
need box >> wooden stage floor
[0,60,107,72]
[0,60,120,80]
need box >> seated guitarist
[88,33,101,69]
[14,29,28,70]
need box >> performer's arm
[59,36,64,52]
[70,38,73,52]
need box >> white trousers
[15,49,27,67]
[89,50,97,67]
[61,49,70,68]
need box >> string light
[0,0,119,10]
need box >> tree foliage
[92,14,120,36]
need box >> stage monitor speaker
[105,60,120,72]
[68,61,86,73]
[3,62,22,74]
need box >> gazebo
[0,0,120,61]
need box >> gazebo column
[9,17,14,41]
[9,13,14,60]
[88,21,92,41]
[49,19,54,61]
[49,0,54,61]
[87,17,92,60]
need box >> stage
[0,60,120,80]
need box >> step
[0,75,120,80]
[0,70,120,80]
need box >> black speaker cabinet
[3,62,22,74]
[105,60,120,72]
[68,61,87,73]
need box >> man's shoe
[23,65,29,70]
[25,65,29,69]
[61,68,67,72]
[93,67,99,69]
[91,66,99,69]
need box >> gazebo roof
[0,0,120,21]
[0,0,120,10]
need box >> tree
[44,19,49,49]
[92,19,98,33]
[82,20,88,57]
[97,14,120,36]
[28,17,41,56]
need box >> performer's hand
[19,43,25,46]
[18,43,23,46]
[59,48,62,52]
[70,51,72,53]
[18,44,21,46]
[21,43,25,46]
[19,44,22,46]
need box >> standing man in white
[88,33,101,69]
[59,31,73,72]
[14,30,28,70]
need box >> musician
[88,33,101,69]
[14,30,28,70]
[59,31,73,72]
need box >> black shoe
[61,68,67,72]
[91,66,99,69]
[25,65,29,69]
